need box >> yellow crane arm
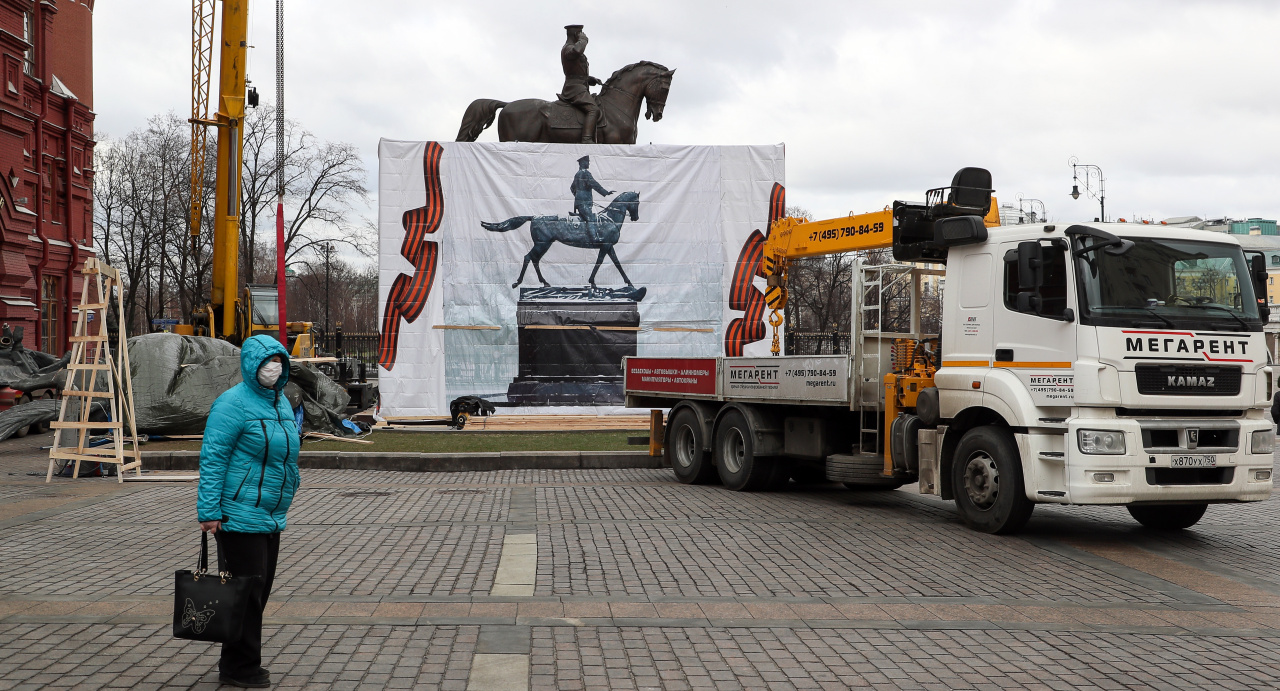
[758,197,1000,355]
[761,199,1000,311]
[760,208,894,312]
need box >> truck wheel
[1127,504,1207,530]
[666,408,717,485]
[714,409,776,491]
[951,426,1034,535]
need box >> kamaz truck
[624,168,1274,534]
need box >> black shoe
[218,671,270,688]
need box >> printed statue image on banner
[378,141,784,417]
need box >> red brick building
[0,0,94,354]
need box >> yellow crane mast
[188,0,246,339]
[209,0,248,339]
[188,0,215,277]
[188,0,313,355]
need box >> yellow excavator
[184,0,314,357]
[759,168,1001,467]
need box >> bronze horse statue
[456,62,674,144]
[481,191,641,290]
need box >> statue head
[577,155,590,169]
[564,24,584,41]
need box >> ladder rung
[49,452,139,466]
[68,335,111,342]
[66,363,111,370]
[77,303,108,310]
[61,390,114,398]
[50,448,125,458]
[50,421,122,429]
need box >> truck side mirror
[1015,291,1041,313]
[1249,252,1270,321]
[1016,241,1044,290]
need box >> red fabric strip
[379,142,444,370]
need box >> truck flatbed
[624,355,851,407]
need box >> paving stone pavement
[3,433,1280,689]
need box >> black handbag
[173,531,264,643]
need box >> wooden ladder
[45,258,142,483]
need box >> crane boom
[758,177,1001,354]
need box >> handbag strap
[213,531,232,580]
[198,531,209,576]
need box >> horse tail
[456,99,508,142]
[481,216,533,233]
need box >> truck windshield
[1074,237,1262,332]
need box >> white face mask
[258,361,283,388]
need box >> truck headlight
[1078,429,1126,455]
[1251,429,1275,455]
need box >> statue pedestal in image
[507,287,644,406]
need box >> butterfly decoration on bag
[181,598,216,634]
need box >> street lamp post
[1017,195,1046,224]
[1068,157,1106,222]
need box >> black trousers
[215,531,280,677]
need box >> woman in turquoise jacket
[197,335,299,688]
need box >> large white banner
[378,141,784,417]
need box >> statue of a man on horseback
[455,25,675,145]
[559,25,602,144]
[570,155,615,243]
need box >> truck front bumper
[1045,418,1274,504]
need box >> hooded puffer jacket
[197,335,300,533]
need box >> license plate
[1170,455,1217,468]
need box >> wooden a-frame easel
[45,258,142,483]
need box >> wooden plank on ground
[124,473,199,482]
[303,431,374,444]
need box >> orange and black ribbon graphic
[378,142,444,370]
[724,183,785,357]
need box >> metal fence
[787,332,851,356]
[314,330,379,364]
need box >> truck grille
[1134,365,1241,396]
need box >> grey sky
[96,0,1279,227]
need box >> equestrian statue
[456,24,675,144]
[481,190,641,295]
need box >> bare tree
[93,114,211,335]
[93,107,371,337]
[238,104,372,282]
[282,138,371,262]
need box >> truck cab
[932,222,1273,531]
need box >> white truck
[625,168,1274,534]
